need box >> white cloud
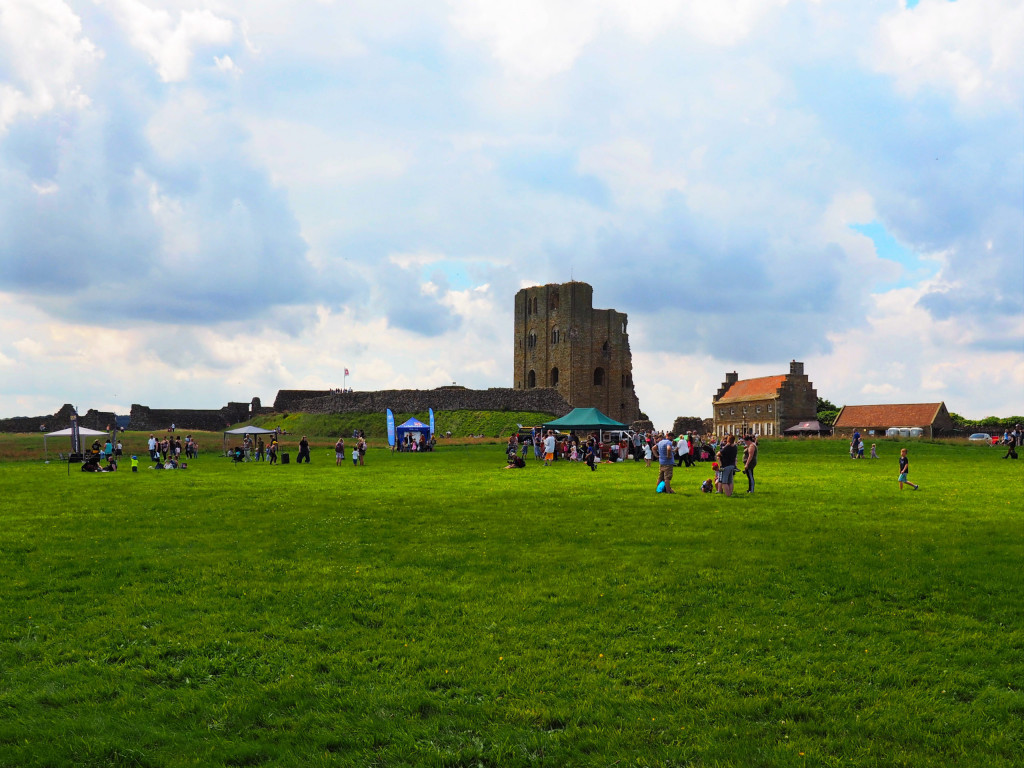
[245,119,412,187]
[450,0,794,79]
[214,54,243,76]
[577,139,687,210]
[873,0,1024,106]
[0,0,98,130]
[106,0,234,82]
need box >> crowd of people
[502,427,761,496]
[146,434,199,463]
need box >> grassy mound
[246,410,557,440]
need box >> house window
[756,405,761,414]
[594,367,605,386]
[767,403,772,413]
[527,370,536,388]
[551,367,559,387]
[730,408,735,415]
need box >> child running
[898,448,920,491]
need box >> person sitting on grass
[898,448,920,490]
[503,455,526,469]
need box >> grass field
[1,438,1021,767]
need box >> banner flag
[70,411,81,454]
[386,409,396,447]
[345,368,350,376]
[428,408,435,436]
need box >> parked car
[968,433,991,441]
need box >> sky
[0,0,1021,428]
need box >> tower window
[527,370,536,388]
[550,291,559,310]
[551,328,560,344]
[594,367,605,386]
[551,367,559,386]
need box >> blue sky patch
[851,221,937,290]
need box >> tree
[817,409,839,427]
[816,397,837,414]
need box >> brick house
[712,361,817,437]
[832,403,954,439]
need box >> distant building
[513,281,642,424]
[832,402,954,439]
[712,361,817,437]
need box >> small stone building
[513,281,642,424]
[832,402,954,439]
[712,361,817,437]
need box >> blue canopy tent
[395,417,431,450]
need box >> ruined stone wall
[274,386,572,416]
[0,403,118,433]
[672,416,711,436]
[513,281,642,424]
[128,401,257,432]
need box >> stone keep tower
[513,281,642,424]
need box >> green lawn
[1,439,1021,767]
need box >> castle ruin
[513,281,642,424]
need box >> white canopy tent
[43,426,109,461]
[223,425,278,456]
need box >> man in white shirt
[147,434,157,462]
[543,431,556,466]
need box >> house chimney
[790,360,804,376]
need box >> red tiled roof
[717,375,787,403]
[833,403,943,428]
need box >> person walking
[743,434,758,494]
[656,432,676,493]
[898,448,920,490]
[297,436,311,463]
[335,436,346,466]
[1002,426,1019,459]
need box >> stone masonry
[273,386,572,417]
[712,361,817,437]
[513,281,642,424]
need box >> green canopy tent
[542,407,628,439]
